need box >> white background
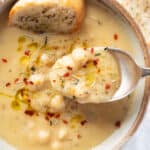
[122,104,150,150]
[0,1,150,150]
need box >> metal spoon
[105,47,150,102]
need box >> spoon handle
[141,67,150,77]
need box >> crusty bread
[9,0,85,33]
[118,0,150,43]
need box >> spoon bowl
[105,47,150,102]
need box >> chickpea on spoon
[29,46,150,104]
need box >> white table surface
[118,0,150,149]
[122,103,150,150]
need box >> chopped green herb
[60,78,64,88]
[30,66,36,72]
[44,36,48,46]
[73,79,79,85]
[104,47,108,51]
[50,120,53,126]
[95,53,101,56]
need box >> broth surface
[0,1,133,150]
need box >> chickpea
[61,55,76,71]
[40,53,55,66]
[72,48,90,65]
[31,91,51,113]
[28,128,51,145]
[50,95,65,112]
[29,74,45,85]
[26,120,35,129]
[51,140,60,149]
[40,54,50,65]
[37,130,51,144]
[57,126,68,140]
[29,74,49,91]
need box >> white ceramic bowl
[93,1,150,150]
[0,0,150,150]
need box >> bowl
[93,0,150,149]
[0,0,150,150]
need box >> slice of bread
[9,0,85,33]
[118,0,150,44]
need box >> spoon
[29,46,149,103]
[105,47,150,102]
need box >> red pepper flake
[27,99,31,103]
[113,34,118,40]
[82,61,89,68]
[24,50,30,56]
[28,81,34,85]
[80,120,88,126]
[55,113,61,119]
[67,66,72,70]
[90,48,94,54]
[83,48,87,51]
[24,110,35,116]
[105,83,111,90]
[115,120,121,128]
[1,58,8,63]
[62,119,68,124]
[23,78,33,85]
[63,72,70,77]
[14,78,19,83]
[46,112,55,118]
[23,78,28,85]
[93,59,99,66]
[45,115,49,121]
[77,134,82,139]
[82,64,87,68]
[5,82,11,87]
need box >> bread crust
[118,0,150,43]
[9,0,85,33]
[61,0,85,32]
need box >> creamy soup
[29,47,121,105]
[0,1,134,150]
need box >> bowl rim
[0,0,149,149]
[99,0,150,149]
